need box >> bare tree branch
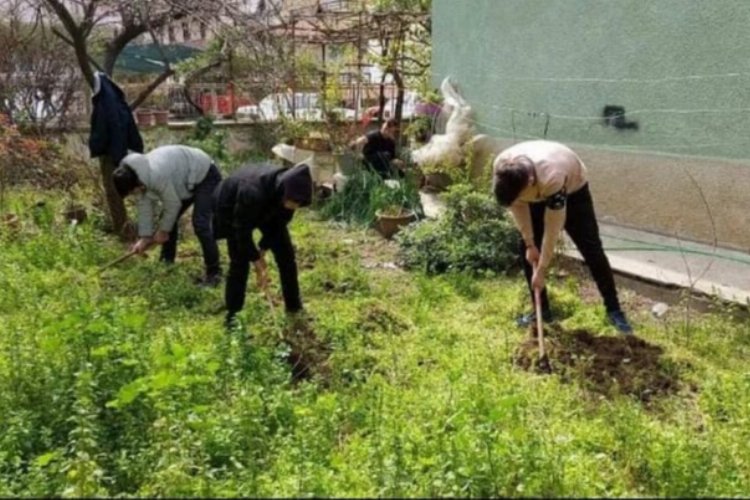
[129,68,175,110]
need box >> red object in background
[217,96,231,115]
[199,94,213,114]
[198,90,252,116]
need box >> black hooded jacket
[88,72,144,164]
[212,163,313,261]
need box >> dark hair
[384,118,399,128]
[113,165,142,198]
[493,156,533,207]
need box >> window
[200,21,207,40]
[167,25,175,43]
[182,21,191,41]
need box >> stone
[651,302,670,318]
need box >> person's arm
[136,192,157,237]
[537,189,568,270]
[156,182,182,234]
[258,210,294,252]
[349,134,368,153]
[232,189,263,262]
[508,200,535,248]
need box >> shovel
[533,283,551,373]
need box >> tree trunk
[99,156,131,238]
[393,68,404,141]
[377,72,387,125]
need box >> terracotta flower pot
[153,110,169,126]
[374,209,417,239]
[135,109,154,128]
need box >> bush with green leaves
[396,184,518,274]
[319,167,423,226]
[184,116,230,165]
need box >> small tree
[35,0,229,234]
[0,1,83,132]
[370,0,431,129]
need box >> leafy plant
[396,184,517,274]
[185,116,229,165]
[319,167,423,225]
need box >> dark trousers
[522,183,621,314]
[161,164,222,276]
[225,226,303,317]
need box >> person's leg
[518,201,551,324]
[564,184,631,333]
[160,200,192,263]
[191,165,222,279]
[267,227,303,313]
[225,235,251,325]
[564,184,620,312]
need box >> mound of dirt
[515,325,682,402]
[283,320,331,383]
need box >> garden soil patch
[515,325,682,402]
[282,321,331,384]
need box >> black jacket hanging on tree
[88,72,144,165]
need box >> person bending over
[212,162,313,327]
[113,145,222,286]
[492,140,632,334]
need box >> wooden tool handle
[534,287,546,358]
[97,249,138,274]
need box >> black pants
[522,183,621,314]
[225,226,303,317]
[161,164,222,276]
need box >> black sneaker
[195,273,222,288]
[225,312,240,331]
[607,310,634,335]
[516,310,554,328]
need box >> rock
[651,302,669,318]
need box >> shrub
[184,116,230,165]
[396,184,518,274]
[0,115,87,212]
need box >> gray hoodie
[121,145,212,236]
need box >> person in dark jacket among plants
[350,118,405,179]
[112,145,223,286]
[213,162,313,327]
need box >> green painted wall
[433,0,750,159]
[432,0,750,250]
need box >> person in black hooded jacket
[213,162,313,326]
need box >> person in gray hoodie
[113,145,222,285]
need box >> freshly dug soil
[282,321,331,383]
[515,324,682,402]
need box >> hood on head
[120,152,151,185]
[278,164,313,207]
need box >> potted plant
[149,92,171,126]
[134,108,154,128]
[375,204,417,239]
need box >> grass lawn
[1,189,749,497]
